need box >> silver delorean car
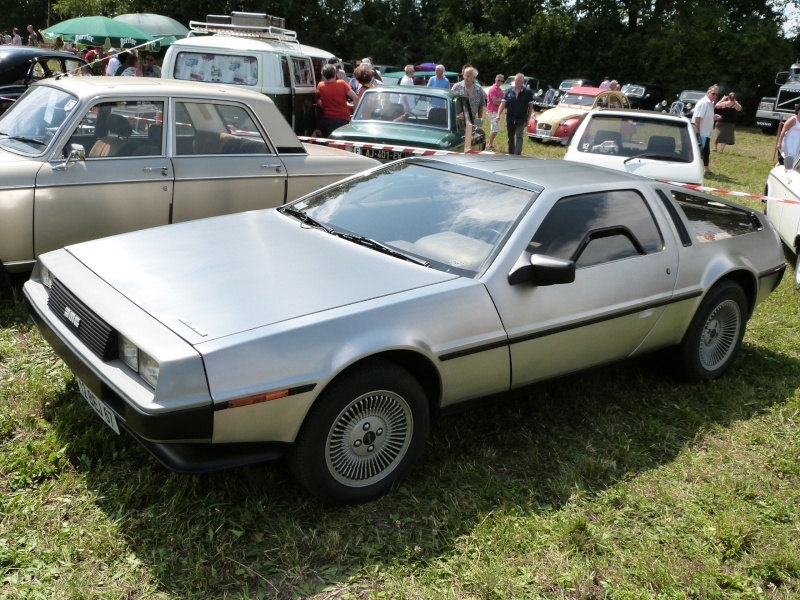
[24,155,786,504]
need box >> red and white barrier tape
[658,180,800,206]
[299,135,800,206]
[298,135,494,156]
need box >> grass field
[1,126,799,599]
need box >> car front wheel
[674,280,747,382]
[289,359,429,504]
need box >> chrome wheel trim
[325,390,413,488]
[699,299,741,370]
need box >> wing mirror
[53,144,86,171]
[508,253,576,286]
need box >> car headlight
[117,334,159,389]
[40,264,53,290]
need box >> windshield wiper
[0,132,46,146]
[279,206,429,266]
[333,232,430,267]
[278,205,334,233]
[624,152,690,164]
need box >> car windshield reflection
[285,163,535,277]
[353,91,450,129]
[0,86,77,154]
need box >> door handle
[143,166,169,176]
[261,164,282,173]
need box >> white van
[162,13,333,135]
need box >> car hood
[329,122,454,148]
[65,210,458,344]
[536,106,589,126]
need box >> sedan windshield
[0,85,77,154]
[559,92,597,107]
[284,163,535,277]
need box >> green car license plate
[78,379,120,435]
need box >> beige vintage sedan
[0,77,378,282]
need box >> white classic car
[765,160,800,288]
[564,110,704,184]
[0,77,378,288]
[25,155,785,504]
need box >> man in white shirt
[692,85,721,176]
[105,49,120,76]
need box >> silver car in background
[0,77,378,284]
[24,155,785,504]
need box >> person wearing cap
[327,56,346,82]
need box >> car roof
[563,86,607,96]
[406,153,655,190]
[0,46,87,65]
[170,34,304,54]
[582,109,689,123]
[32,76,276,103]
[360,85,461,98]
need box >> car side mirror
[508,253,576,286]
[53,143,86,171]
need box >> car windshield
[0,85,77,154]
[622,84,645,96]
[284,163,535,277]
[575,115,693,162]
[679,91,704,102]
[559,92,597,107]
[353,91,450,129]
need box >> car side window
[456,97,468,131]
[67,100,166,159]
[174,102,270,156]
[529,190,663,268]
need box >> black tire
[289,359,429,504]
[674,280,747,382]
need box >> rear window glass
[576,115,693,162]
[172,52,258,86]
[670,191,759,242]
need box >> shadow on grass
[40,337,800,597]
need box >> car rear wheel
[289,359,429,504]
[674,280,747,382]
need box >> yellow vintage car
[527,87,630,143]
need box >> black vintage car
[0,47,89,115]
[621,82,665,110]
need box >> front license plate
[537,129,552,138]
[78,379,120,435]
[361,147,405,161]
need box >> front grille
[49,280,117,360]
[776,89,800,112]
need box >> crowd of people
[1,26,37,46]
[74,46,162,78]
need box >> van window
[172,52,258,87]
[290,57,315,88]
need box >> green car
[329,86,486,162]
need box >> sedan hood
[66,210,458,344]
[330,122,453,148]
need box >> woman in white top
[777,105,800,167]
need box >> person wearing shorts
[486,74,505,151]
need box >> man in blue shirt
[427,64,450,89]
[497,73,534,154]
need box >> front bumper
[24,279,287,474]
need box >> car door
[777,158,800,246]
[488,188,679,388]
[33,98,173,257]
[170,99,288,223]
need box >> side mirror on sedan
[508,253,576,286]
[53,144,86,171]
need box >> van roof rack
[189,12,298,43]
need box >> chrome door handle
[261,164,282,173]
[143,166,169,176]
